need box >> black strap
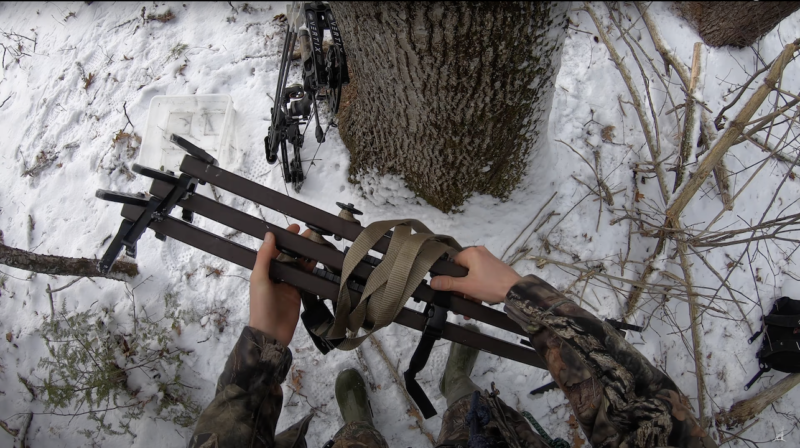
[748,326,764,344]
[744,366,770,391]
[299,291,339,355]
[763,314,800,328]
[403,291,451,419]
[529,381,559,396]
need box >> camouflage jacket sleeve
[188,326,297,448]
[503,275,718,448]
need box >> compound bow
[265,1,349,193]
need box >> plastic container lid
[138,94,237,173]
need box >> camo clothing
[504,275,719,448]
[190,274,720,448]
[188,326,312,448]
[436,390,549,448]
[327,421,389,447]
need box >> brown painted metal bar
[179,155,467,278]
[119,204,545,369]
[148,179,528,338]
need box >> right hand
[430,246,521,304]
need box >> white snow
[1,2,799,447]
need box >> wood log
[0,243,138,279]
[716,373,800,428]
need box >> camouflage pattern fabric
[189,274,719,448]
[504,275,719,448]
[188,326,313,448]
[327,421,389,448]
[436,389,549,448]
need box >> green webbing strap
[326,219,462,350]
[522,411,570,448]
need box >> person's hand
[249,224,315,347]
[429,246,521,304]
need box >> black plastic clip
[300,293,340,355]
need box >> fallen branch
[638,2,736,208]
[636,2,690,90]
[712,160,733,211]
[666,39,800,222]
[0,243,138,279]
[674,43,703,192]
[715,373,800,428]
[675,228,708,428]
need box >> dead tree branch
[0,243,138,280]
[675,229,708,428]
[667,39,800,222]
[716,373,800,428]
[674,43,703,192]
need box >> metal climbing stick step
[97,141,548,418]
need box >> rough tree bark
[331,2,568,212]
[0,243,138,279]
[676,2,800,48]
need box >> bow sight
[265,1,349,193]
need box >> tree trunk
[676,2,800,48]
[0,243,138,279]
[332,2,568,212]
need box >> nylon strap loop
[325,219,461,350]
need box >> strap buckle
[423,301,448,339]
[300,292,341,355]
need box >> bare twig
[558,140,613,205]
[714,62,774,131]
[46,278,84,320]
[687,246,754,334]
[122,101,134,133]
[736,97,800,145]
[354,345,377,392]
[501,191,557,261]
[712,160,733,211]
[636,2,690,90]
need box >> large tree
[676,2,800,48]
[331,2,569,212]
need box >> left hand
[249,224,315,347]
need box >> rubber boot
[439,323,482,407]
[335,368,374,426]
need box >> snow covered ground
[1,2,799,446]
